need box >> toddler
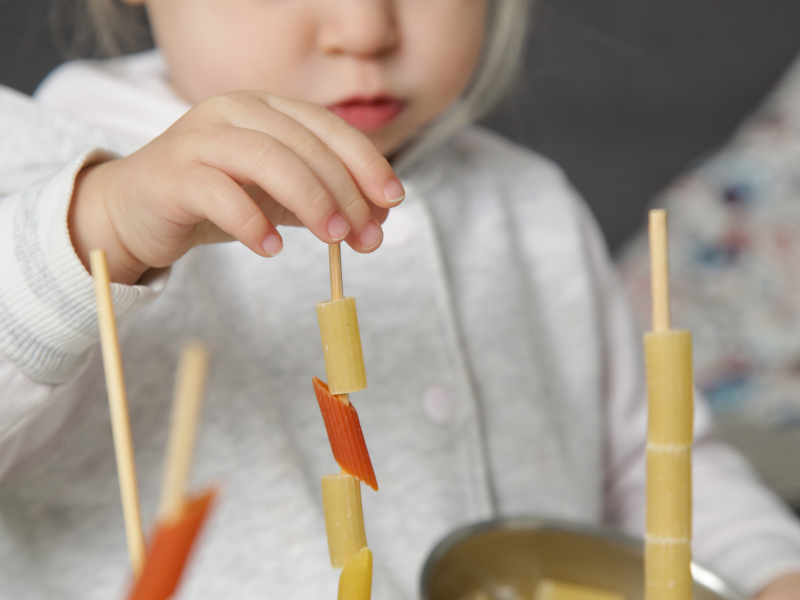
[0,0,799,598]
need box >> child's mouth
[327,97,405,133]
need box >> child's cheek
[403,0,487,109]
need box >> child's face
[133,0,487,156]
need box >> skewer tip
[648,209,671,332]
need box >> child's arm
[573,203,800,597]
[0,143,166,477]
[0,88,402,476]
[69,91,404,284]
[0,88,170,476]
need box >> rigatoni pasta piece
[338,547,373,600]
[322,474,367,568]
[535,579,626,600]
[317,297,367,395]
[127,488,216,600]
[644,329,694,600]
[313,377,378,491]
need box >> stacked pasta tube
[644,210,694,600]
[314,243,376,600]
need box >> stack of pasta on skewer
[90,249,216,600]
[91,240,379,599]
[314,242,378,600]
[503,210,695,600]
[644,209,694,600]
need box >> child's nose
[317,0,399,58]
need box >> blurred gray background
[2,0,800,251]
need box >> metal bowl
[421,518,743,600]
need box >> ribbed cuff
[0,149,168,384]
[710,537,800,596]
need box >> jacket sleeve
[577,203,800,596]
[0,149,167,479]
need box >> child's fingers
[260,94,405,209]
[190,221,236,247]
[194,126,364,246]
[220,99,385,252]
[243,185,302,227]
[182,166,282,257]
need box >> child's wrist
[69,161,150,285]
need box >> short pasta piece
[313,377,378,491]
[127,488,216,600]
[322,474,368,568]
[317,297,367,395]
[338,547,373,600]
[535,579,626,600]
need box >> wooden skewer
[329,243,344,302]
[158,341,210,524]
[89,249,147,577]
[649,209,670,332]
[327,244,350,407]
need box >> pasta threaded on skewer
[535,579,626,600]
[316,244,374,600]
[317,297,367,395]
[644,210,694,600]
[322,474,368,568]
[127,489,216,600]
[314,377,378,491]
[644,330,693,600]
[338,547,373,600]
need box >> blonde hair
[63,0,531,160]
[52,0,149,58]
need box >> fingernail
[261,232,283,256]
[359,220,383,250]
[327,212,350,241]
[383,177,405,204]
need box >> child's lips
[327,97,405,133]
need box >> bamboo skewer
[329,243,350,479]
[329,243,345,303]
[89,249,147,577]
[649,210,671,332]
[158,341,210,524]
[327,244,351,405]
[644,210,694,600]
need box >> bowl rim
[419,517,745,600]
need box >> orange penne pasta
[127,488,216,600]
[313,377,378,491]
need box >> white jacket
[0,51,798,600]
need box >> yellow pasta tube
[645,331,694,447]
[535,579,626,600]
[338,547,373,600]
[317,297,367,395]
[644,330,694,600]
[322,474,367,568]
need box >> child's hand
[69,92,405,284]
[756,574,800,600]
